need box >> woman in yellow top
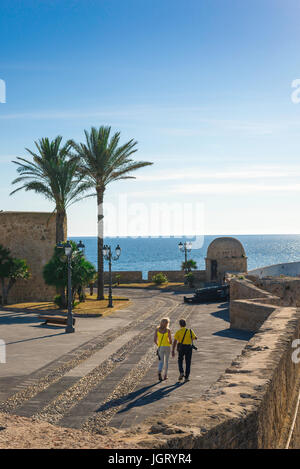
[154,317,172,381]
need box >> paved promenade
[0,289,252,433]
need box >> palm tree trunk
[56,209,67,306]
[97,189,105,300]
[56,209,66,244]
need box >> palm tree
[70,126,153,300]
[10,136,90,243]
[181,259,198,272]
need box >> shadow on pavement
[213,328,254,341]
[96,381,183,414]
[0,313,44,325]
[4,332,66,345]
[210,307,230,322]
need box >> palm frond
[70,126,153,190]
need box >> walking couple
[154,317,197,383]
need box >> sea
[70,235,300,280]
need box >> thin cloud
[173,183,300,195]
[137,165,300,182]
[0,110,133,120]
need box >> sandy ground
[0,412,136,449]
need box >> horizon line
[68,233,300,238]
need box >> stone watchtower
[205,237,247,283]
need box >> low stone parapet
[229,277,280,331]
[229,277,276,301]
[230,299,277,331]
[103,271,143,284]
[147,270,206,283]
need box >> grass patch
[3,294,130,317]
[113,282,186,289]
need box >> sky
[1,0,300,236]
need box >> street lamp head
[77,240,85,251]
[178,242,183,251]
[64,241,72,257]
[102,245,108,257]
[115,244,121,258]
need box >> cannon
[184,284,229,304]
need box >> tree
[181,259,197,272]
[70,126,153,299]
[43,241,96,307]
[0,245,30,305]
[10,136,91,243]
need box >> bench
[39,315,76,327]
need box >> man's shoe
[178,373,184,381]
[184,377,190,382]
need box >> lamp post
[57,240,85,333]
[178,241,192,273]
[103,244,121,308]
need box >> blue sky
[1,0,300,235]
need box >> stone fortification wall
[103,271,143,284]
[253,277,300,307]
[229,277,280,331]
[0,211,65,303]
[147,270,206,283]
[249,261,300,279]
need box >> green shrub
[184,272,195,287]
[152,273,168,285]
[54,294,64,308]
[0,245,30,305]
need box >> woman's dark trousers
[178,344,193,379]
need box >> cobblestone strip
[33,300,181,425]
[0,295,169,413]
[81,304,196,432]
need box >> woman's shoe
[164,375,168,380]
[158,372,163,381]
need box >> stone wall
[147,270,206,283]
[103,271,143,284]
[249,261,300,279]
[0,211,65,303]
[230,299,277,331]
[229,277,280,331]
[253,277,300,307]
[229,277,276,301]
[118,305,300,449]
